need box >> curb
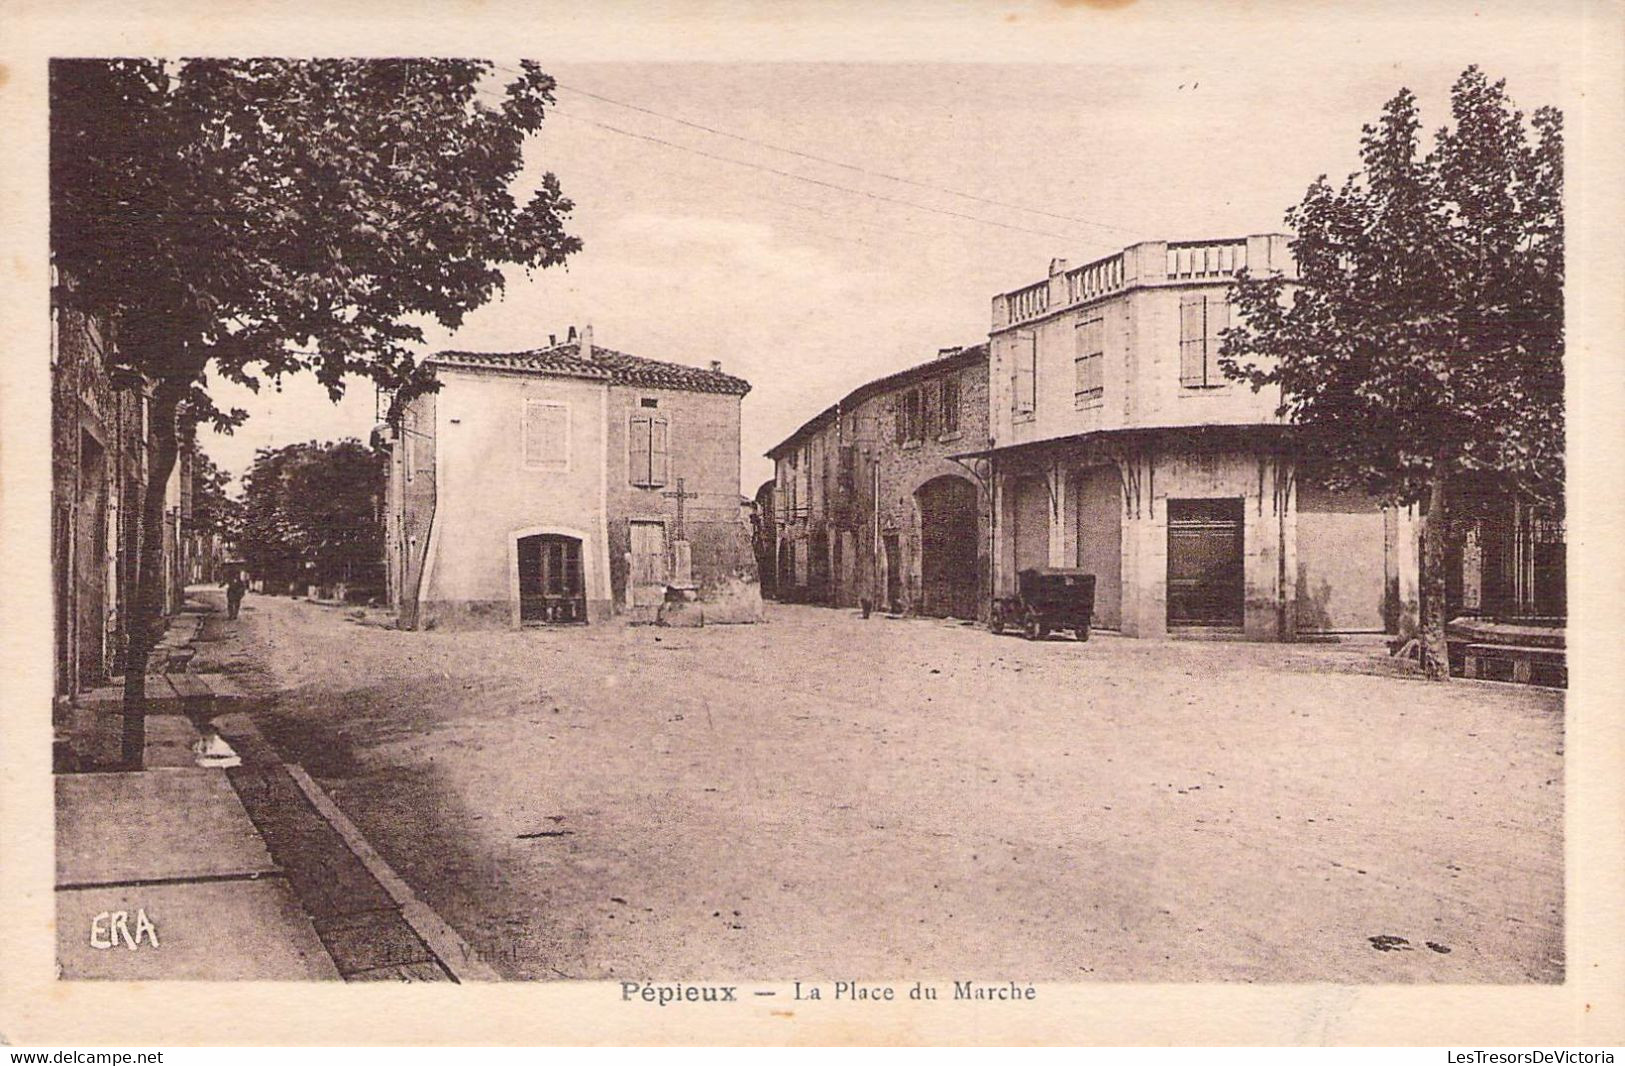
[284,764,501,982]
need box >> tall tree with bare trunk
[51,58,581,765]
[1221,67,1563,679]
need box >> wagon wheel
[1022,614,1042,641]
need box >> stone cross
[662,477,700,588]
[661,477,698,541]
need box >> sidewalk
[54,587,495,981]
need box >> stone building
[51,278,189,701]
[767,343,991,618]
[966,235,1422,640]
[382,326,756,629]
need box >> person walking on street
[225,573,247,620]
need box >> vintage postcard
[2,0,1622,1048]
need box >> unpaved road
[208,590,1563,983]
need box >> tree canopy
[1221,66,1563,508]
[51,57,583,423]
[240,439,385,591]
[187,445,243,546]
[51,57,582,760]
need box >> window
[1011,334,1037,416]
[1075,315,1104,405]
[810,436,825,510]
[780,456,797,518]
[837,444,857,498]
[1179,295,1231,388]
[894,389,924,444]
[524,400,570,470]
[629,412,669,487]
[940,375,961,435]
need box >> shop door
[1167,498,1244,627]
[518,534,586,623]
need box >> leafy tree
[188,446,243,547]
[1221,66,1563,680]
[239,440,384,591]
[51,58,581,764]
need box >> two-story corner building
[767,343,991,619]
[966,235,1422,641]
[382,326,754,630]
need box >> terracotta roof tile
[428,342,751,396]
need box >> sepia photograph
[5,0,1623,1049]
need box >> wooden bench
[1462,642,1566,687]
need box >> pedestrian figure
[225,573,246,620]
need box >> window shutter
[1179,297,1206,386]
[894,400,905,444]
[527,401,568,467]
[629,415,652,485]
[920,388,934,440]
[1205,296,1230,383]
[1013,339,1035,413]
[650,418,669,487]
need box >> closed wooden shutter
[1204,296,1230,384]
[1013,337,1035,413]
[650,417,669,487]
[525,401,568,467]
[629,415,652,485]
[1179,297,1206,386]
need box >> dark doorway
[777,540,795,600]
[1167,498,1244,627]
[517,534,585,624]
[810,526,831,604]
[883,533,902,612]
[76,430,108,687]
[917,476,980,619]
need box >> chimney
[548,333,557,346]
[567,325,577,343]
[580,324,593,360]
[937,346,962,360]
[709,360,722,373]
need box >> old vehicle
[991,568,1096,641]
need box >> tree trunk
[1420,464,1451,681]
[119,382,184,768]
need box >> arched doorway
[516,533,585,624]
[916,475,980,619]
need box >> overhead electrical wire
[541,77,1139,239]
[481,64,1135,249]
[545,109,1091,245]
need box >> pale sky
[198,44,1564,493]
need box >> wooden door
[1074,467,1122,629]
[1012,476,1050,574]
[629,520,668,607]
